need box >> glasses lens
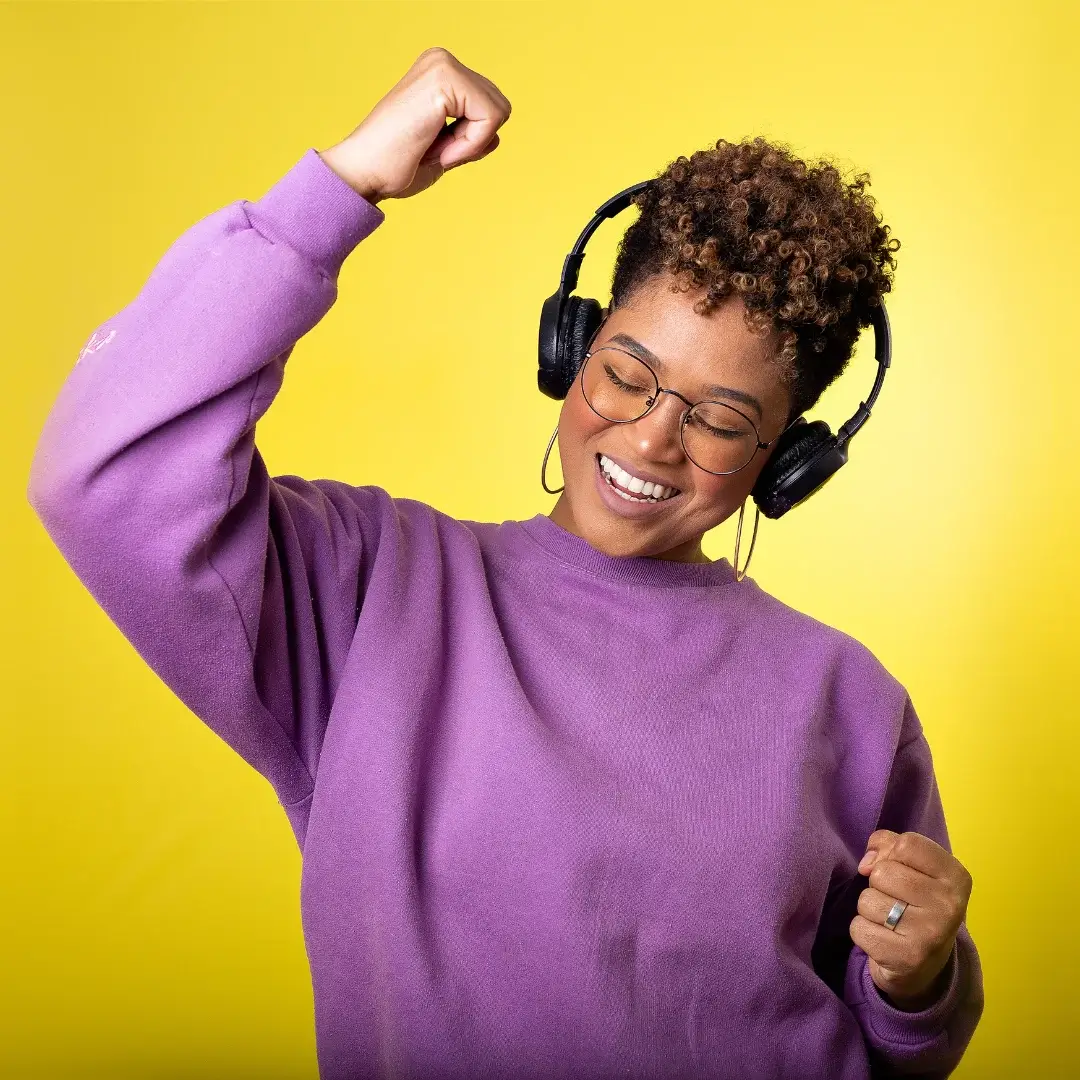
[682,402,759,474]
[581,348,657,422]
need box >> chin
[590,531,653,559]
[574,504,682,560]
[554,452,722,561]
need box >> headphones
[538,180,892,519]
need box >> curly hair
[609,136,900,421]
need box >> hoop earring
[733,497,760,582]
[540,423,564,494]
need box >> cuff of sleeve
[858,940,962,1046]
[243,147,386,280]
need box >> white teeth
[598,455,678,503]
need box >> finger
[881,832,953,880]
[418,119,464,164]
[472,132,501,160]
[450,54,511,115]
[849,914,912,971]
[438,114,501,169]
[439,132,500,171]
[857,886,923,934]
[861,830,952,881]
[422,123,501,175]
[868,858,939,908]
[431,79,508,170]
[474,70,512,118]
[866,829,900,851]
[859,829,899,873]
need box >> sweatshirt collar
[516,513,739,589]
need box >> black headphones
[538,180,892,519]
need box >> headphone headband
[557,181,653,295]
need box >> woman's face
[548,275,793,562]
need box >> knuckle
[948,895,967,925]
[945,879,969,913]
[419,47,455,73]
[894,832,918,859]
[868,862,893,891]
[930,926,952,952]
[936,890,956,919]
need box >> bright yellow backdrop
[3,2,1077,1077]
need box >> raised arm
[27,150,386,818]
[27,47,511,839]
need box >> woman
[29,46,983,1080]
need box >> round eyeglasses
[579,346,782,475]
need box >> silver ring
[883,900,907,931]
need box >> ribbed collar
[516,514,739,589]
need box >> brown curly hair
[609,136,900,421]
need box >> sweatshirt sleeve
[27,148,387,826]
[840,699,985,1077]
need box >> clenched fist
[317,46,511,204]
[850,829,973,1011]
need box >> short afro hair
[609,136,900,421]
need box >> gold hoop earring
[540,423,564,494]
[733,497,760,582]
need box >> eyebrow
[603,333,764,420]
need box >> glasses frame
[579,345,786,476]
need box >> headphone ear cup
[560,296,604,395]
[538,292,564,399]
[752,419,843,519]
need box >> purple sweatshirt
[28,148,983,1080]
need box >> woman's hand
[850,829,973,1011]
[317,46,511,204]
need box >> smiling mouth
[596,454,681,503]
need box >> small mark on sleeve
[76,327,116,364]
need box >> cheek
[687,458,763,521]
[558,383,609,458]
[690,473,743,516]
[693,473,733,501]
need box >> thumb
[443,133,500,172]
[473,131,501,159]
[435,115,501,169]
[858,829,900,874]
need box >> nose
[627,390,686,464]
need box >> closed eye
[687,412,745,440]
[604,363,650,394]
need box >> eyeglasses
[579,346,783,476]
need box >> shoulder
[281,479,499,561]
[739,582,921,781]
[739,577,908,705]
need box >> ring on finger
[883,899,908,931]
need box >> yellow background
[3,1,1077,1076]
